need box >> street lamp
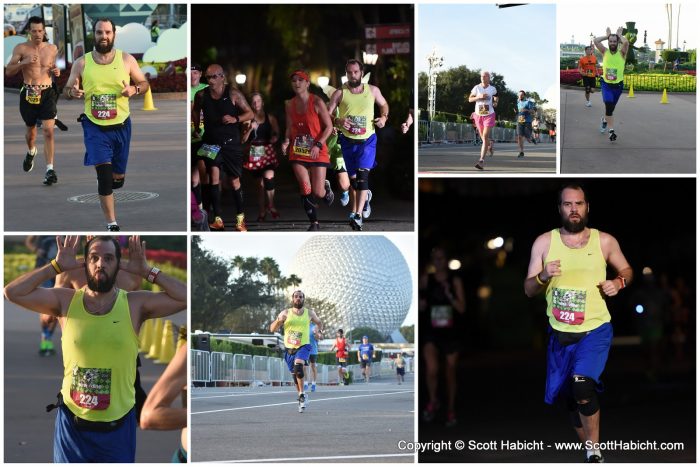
[317,76,329,88]
[362,51,379,66]
[235,73,246,85]
[427,47,444,121]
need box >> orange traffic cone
[142,87,158,111]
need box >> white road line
[195,453,414,463]
[192,387,407,400]
[192,390,414,415]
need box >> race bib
[293,134,313,157]
[347,115,367,135]
[362,354,369,361]
[70,366,111,410]
[552,287,586,325]
[605,68,618,82]
[249,144,266,162]
[338,357,346,363]
[431,305,453,328]
[25,87,41,105]
[91,94,117,120]
[478,104,489,116]
[518,115,526,123]
[286,330,303,347]
[197,144,221,160]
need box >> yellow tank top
[284,308,310,349]
[61,289,139,421]
[83,49,131,125]
[602,49,625,84]
[339,85,375,139]
[545,229,610,332]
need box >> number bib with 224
[70,366,112,410]
[91,94,117,120]
[551,287,586,325]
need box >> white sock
[46,164,53,171]
[108,221,118,226]
[587,448,601,458]
[29,147,37,156]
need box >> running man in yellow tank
[524,184,632,463]
[4,235,186,462]
[593,27,629,142]
[63,18,150,231]
[270,289,323,413]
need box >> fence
[561,69,696,92]
[419,120,526,144]
[191,349,414,387]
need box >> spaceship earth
[289,236,412,337]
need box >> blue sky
[417,3,558,108]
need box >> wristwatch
[314,140,323,149]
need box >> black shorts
[249,167,276,177]
[582,76,597,89]
[308,354,317,364]
[291,160,331,169]
[360,360,372,369]
[396,367,405,376]
[517,122,532,138]
[204,145,243,179]
[19,86,58,126]
[336,358,348,368]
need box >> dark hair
[608,34,620,42]
[557,183,588,205]
[93,18,116,33]
[337,329,344,334]
[345,59,364,72]
[27,16,45,28]
[84,236,122,263]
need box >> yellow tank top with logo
[61,289,139,421]
[339,85,375,140]
[545,229,610,332]
[284,308,310,349]
[602,49,625,84]
[83,49,131,125]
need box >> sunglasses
[205,73,223,80]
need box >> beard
[95,38,114,54]
[86,267,118,293]
[348,78,361,88]
[609,42,618,53]
[562,212,588,233]
[293,298,305,309]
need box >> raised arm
[593,28,609,55]
[140,345,187,430]
[371,85,389,128]
[617,27,630,58]
[4,236,81,316]
[270,309,289,333]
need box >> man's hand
[121,80,136,97]
[540,259,561,281]
[373,116,387,128]
[55,236,82,271]
[616,26,624,37]
[22,54,39,66]
[598,279,621,297]
[50,66,60,77]
[606,27,612,37]
[122,235,150,278]
[309,145,320,160]
[70,78,84,99]
[222,115,238,125]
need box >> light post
[427,48,443,121]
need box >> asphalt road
[4,300,186,463]
[560,88,696,173]
[191,375,415,463]
[4,90,187,231]
[418,142,556,174]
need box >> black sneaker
[349,213,363,231]
[585,454,604,463]
[600,116,607,133]
[517,152,525,158]
[475,160,484,170]
[307,222,320,231]
[608,130,617,142]
[107,224,120,232]
[23,151,35,172]
[43,169,58,185]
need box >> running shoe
[608,129,617,142]
[268,207,280,219]
[475,160,484,170]
[107,224,120,232]
[323,180,335,206]
[311,382,316,392]
[307,222,320,231]
[445,411,458,428]
[298,394,305,413]
[43,169,58,185]
[422,401,440,423]
[303,382,309,392]
[299,393,307,409]
[585,454,604,463]
[236,214,248,232]
[349,213,363,231]
[585,101,592,107]
[599,116,607,133]
[23,150,36,172]
[209,216,225,231]
[517,152,525,158]
[340,190,350,206]
[362,190,372,219]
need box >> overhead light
[317,76,329,87]
[235,73,246,84]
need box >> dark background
[191,4,415,201]
[418,178,696,462]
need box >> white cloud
[142,21,187,63]
[115,23,153,55]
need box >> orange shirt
[578,55,598,77]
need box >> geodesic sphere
[289,236,412,337]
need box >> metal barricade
[191,349,210,383]
[252,355,269,383]
[233,354,253,384]
[267,357,283,383]
[210,351,234,382]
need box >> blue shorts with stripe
[53,404,136,462]
[284,344,312,372]
[82,116,132,174]
[544,322,612,405]
[339,133,377,177]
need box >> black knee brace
[604,102,616,117]
[565,396,583,428]
[573,376,599,416]
[112,177,125,189]
[350,178,359,190]
[96,164,113,196]
[356,168,370,191]
[263,177,275,191]
[294,363,304,380]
